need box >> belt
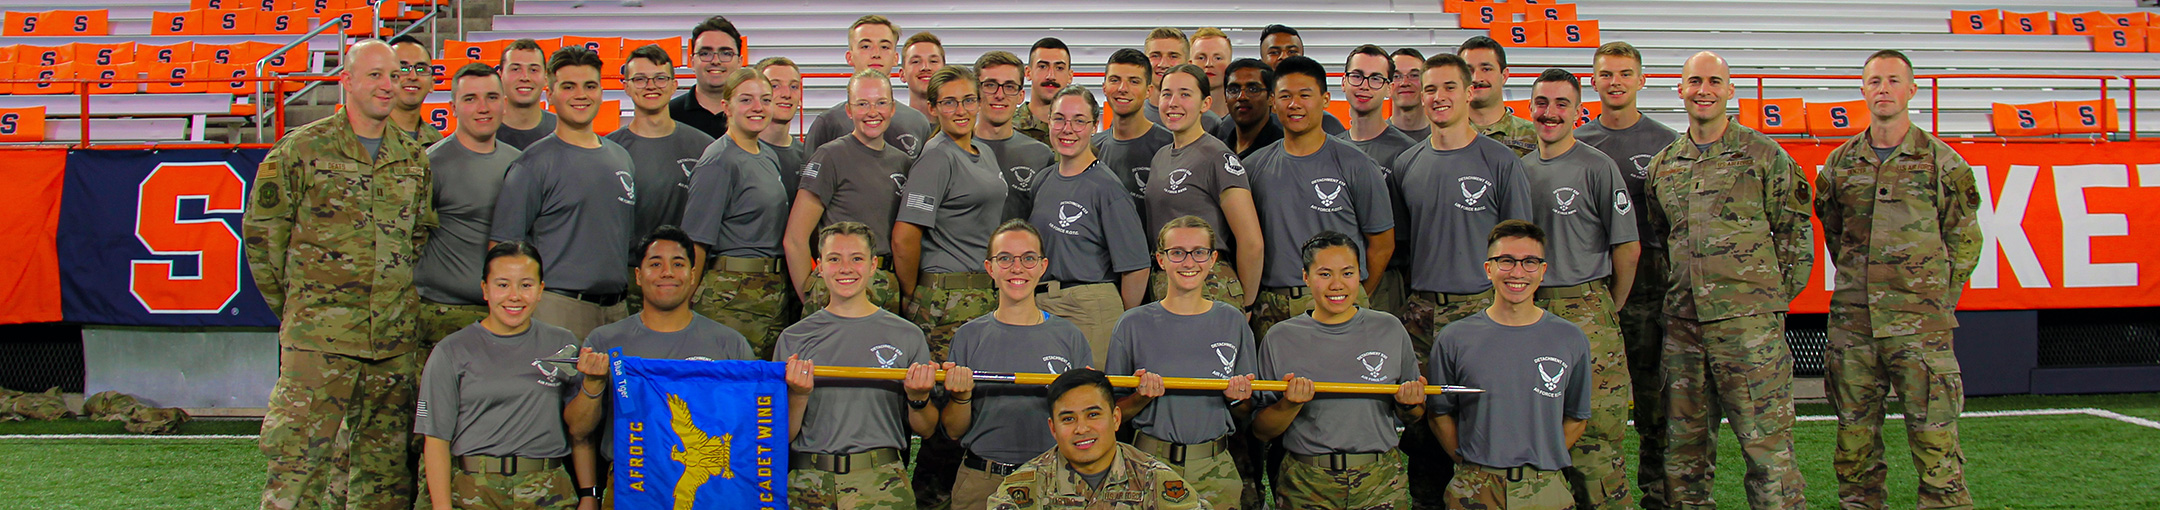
[1133,433,1228,466]
[926,271,996,289]
[792,448,901,475]
[1287,449,1395,470]
[1034,280,1108,294]
[454,455,564,475]
[1261,286,1309,298]
[715,256,784,273]
[962,451,1024,476]
[548,288,623,306]
[1535,280,1603,300]
[1459,462,1554,483]
[1410,290,1485,304]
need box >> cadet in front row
[985,369,1210,509]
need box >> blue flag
[611,356,790,509]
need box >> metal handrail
[251,16,346,141]
[265,8,442,140]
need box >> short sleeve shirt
[1387,136,1533,294]
[581,313,755,458]
[898,135,1008,274]
[1251,309,1421,455]
[488,136,638,294]
[496,111,558,151]
[416,138,521,306]
[1028,162,1152,284]
[683,139,790,259]
[800,135,914,256]
[1575,116,1679,252]
[767,140,809,197]
[1346,126,1420,181]
[1091,126,1178,203]
[773,309,933,454]
[979,133,1058,221]
[1245,138,1395,288]
[414,321,582,458]
[804,99,937,159]
[1427,310,1594,470]
[1105,301,1257,443]
[948,314,1093,465]
[607,124,716,239]
[1521,143,1640,287]
[1144,135,1250,252]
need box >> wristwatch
[907,397,930,409]
[577,486,604,499]
[1395,401,1423,411]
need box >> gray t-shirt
[1400,125,1432,144]
[684,139,790,259]
[582,313,755,459]
[804,99,936,159]
[1027,162,1151,284]
[948,313,1093,465]
[489,136,638,294]
[1252,309,1421,456]
[800,134,913,256]
[767,140,808,198]
[357,134,382,160]
[1145,135,1250,252]
[1348,126,1420,181]
[1521,143,1640,287]
[898,135,1007,275]
[978,133,1056,221]
[1105,301,1257,444]
[774,309,933,455]
[1575,116,1676,252]
[497,111,559,151]
[1388,136,1533,294]
[1091,125,1177,204]
[1143,101,1223,134]
[414,321,581,458]
[1427,310,1594,471]
[1246,138,1395,288]
[608,123,716,239]
[417,138,522,306]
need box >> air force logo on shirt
[1534,356,1569,398]
[1052,201,1088,235]
[1551,187,1582,215]
[676,158,698,190]
[1357,351,1390,382]
[871,344,904,368]
[897,133,921,157]
[1129,167,1153,198]
[1008,166,1039,192]
[1614,189,1633,215]
[1628,154,1654,180]
[1224,153,1246,176]
[1209,342,1239,378]
[1162,168,1194,194]
[616,170,638,205]
[1043,355,1073,374]
[1309,178,1348,212]
[1455,176,1492,211]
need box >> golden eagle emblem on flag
[666,394,733,510]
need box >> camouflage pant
[789,458,917,510]
[1536,282,1632,510]
[1664,313,1802,510]
[1370,269,1409,318]
[906,276,997,361]
[1617,291,1669,510]
[445,466,576,510]
[417,300,487,351]
[1148,259,1249,307]
[1249,287,1372,341]
[1444,463,1573,510]
[1138,436,1245,510]
[1274,449,1409,510]
[801,269,905,318]
[1401,290,1492,366]
[260,347,422,510]
[692,268,793,361]
[1824,323,1970,510]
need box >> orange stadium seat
[2055,11,2115,35]
[2094,26,2144,52]
[374,0,421,22]
[430,57,471,90]
[444,39,507,65]
[74,42,134,67]
[1492,21,1546,47]
[2054,99,2119,133]
[249,41,309,73]
[19,44,67,66]
[145,61,207,93]
[1531,3,1575,22]
[1805,100,1868,137]
[189,0,236,9]
[0,45,13,63]
[2107,12,2149,28]
[534,37,564,59]
[14,63,76,95]
[1503,98,1530,120]
[0,106,48,142]
[139,42,192,64]
[1547,19,1598,47]
[9,10,109,36]
[327,6,376,37]
[1990,102,2057,136]
[421,101,454,137]
[203,7,257,35]
[624,37,685,66]
[1442,0,1476,13]
[83,63,139,94]
[195,43,241,65]
[256,9,315,35]
[1737,97,1807,134]
[1574,101,1602,127]
[208,63,259,94]
[563,36,624,61]
[543,100,621,134]
[2004,12,2052,35]
[152,10,201,36]
[1460,2,1521,30]
[1950,10,2003,34]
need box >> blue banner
[611,356,790,510]
[57,149,278,327]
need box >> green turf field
[2,393,2154,509]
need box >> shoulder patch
[1161,480,1189,503]
[1006,486,1035,507]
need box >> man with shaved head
[246,38,438,510]
[1641,51,1814,510]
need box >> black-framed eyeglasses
[1158,248,1215,263]
[692,48,739,63]
[1223,83,1269,97]
[1486,256,1547,272]
[623,74,674,88]
[1344,72,1391,89]
[936,96,981,112]
[981,81,1022,97]
[990,253,1044,269]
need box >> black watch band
[577,486,603,499]
[1395,401,1423,411]
[907,398,930,409]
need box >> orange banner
[1782,140,2160,312]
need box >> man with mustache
[1143,28,1222,133]
[1458,36,1537,157]
[495,39,557,150]
[803,15,937,159]
[670,16,742,138]
[387,35,445,146]
[1011,37,1072,146]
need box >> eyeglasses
[692,48,739,63]
[1389,71,1421,83]
[1223,83,1269,97]
[1158,248,1215,263]
[1344,72,1392,89]
[990,253,1044,269]
[623,75,674,88]
[936,96,981,112]
[1049,116,1094,130]
[391,63,433,78]
[1486,256,1547,272]
[850,98,894,110]
[981,81,1022,97]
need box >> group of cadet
[240,11,1983,510]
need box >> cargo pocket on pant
[1920,349,1964,421]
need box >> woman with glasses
[939,220,1092,510]
[1104,215,1260,510]
[1146,64,1265,310]
[893,64,1006,358]
[1029,84,1154,368]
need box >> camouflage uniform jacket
[1013,101,1053,147]
[1643,120,1814,322]
[1815,126,1981,337]
[245,112,437,359]
[987,443,1207,510]
[412,123,446,147]
[1477,113,1538,157]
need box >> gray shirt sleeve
[1099,187,1152,274]
[896,147,957,228]
[1499,158,1535,222]
[488,160,543,244]
[1596,154,1641,245]
[1345,144,1396,234]
[414,336,460,440]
